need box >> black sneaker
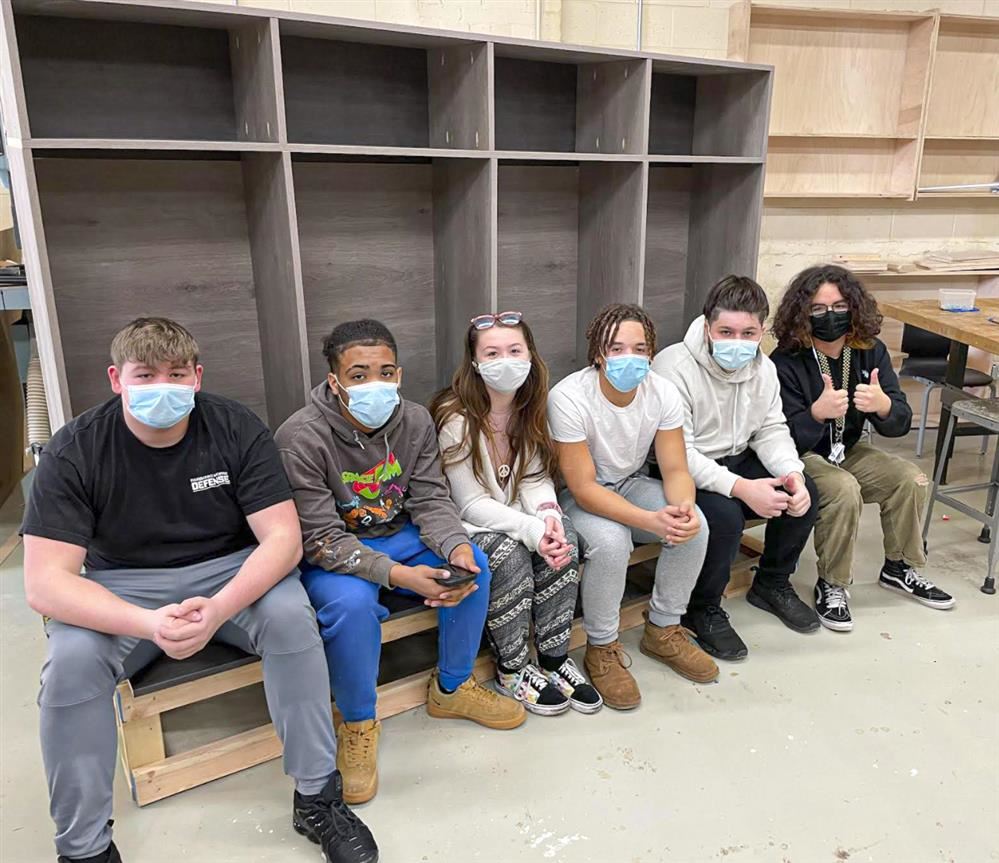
[59,843,122,863]
[681,605,748,660]
[545,656,603,714]
[879,564,955,610]
[747,579,820,633]
[293,771,379,863]
[58,823,121,863]
[814,579,853,632]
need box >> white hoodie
[652,316,803,497]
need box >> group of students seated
[20,263,954,863]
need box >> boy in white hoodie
[652,276,819,661]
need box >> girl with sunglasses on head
[430,311,602,716]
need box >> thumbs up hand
[811,372,849,422]
[854,367,891,417]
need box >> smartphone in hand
[433,565,478,588]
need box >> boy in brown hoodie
[275,319,524,806]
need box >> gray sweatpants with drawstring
[38,547,336,860]
[559,473,709,646]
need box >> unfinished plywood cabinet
[730,2,937,200]
[919,14,999,199]
[0,0,769,430]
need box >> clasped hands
[145,596,225,661]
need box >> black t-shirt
[21,393,293,570]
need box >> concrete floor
[2,432,998,863]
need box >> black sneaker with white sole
[293,771,379,863]
[545,656,603,714]
[879,562,955,610]
[681,605,748,660]
[814,578,853,632]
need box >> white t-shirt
[548,366,684,485]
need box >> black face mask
[811,310,852,342]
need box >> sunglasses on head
[470,310,523,330]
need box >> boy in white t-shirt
[549,304,717,710]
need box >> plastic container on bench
[939,288,977,311]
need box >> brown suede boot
[583,641,641,710]
[640,613,719,683]
[336,719,380,804]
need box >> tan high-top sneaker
[426,671,526,729]
[583,641,641,710]
[336,719,380,804]
[640,613,719,683]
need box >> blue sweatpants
[300,522,491,722]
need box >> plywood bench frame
[115,531,765,805]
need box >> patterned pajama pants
[473,516,581,671]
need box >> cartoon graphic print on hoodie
[651,316,804,497]
[275,382,469,587]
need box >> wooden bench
[115,531,765,805]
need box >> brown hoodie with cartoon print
[275,382,469,587]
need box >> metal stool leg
[980,383,997,455]
[985,500,999,594]
[916,382,935,458]
[923,409,959,545]
[978,436,999,549]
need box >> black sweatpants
[690,449,818,611]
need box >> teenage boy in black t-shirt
[21,318,377,863]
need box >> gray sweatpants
[559,473,708,646]
[39,547,336,860]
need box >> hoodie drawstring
[353,429,365,450]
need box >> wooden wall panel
[577,161,646,355]
[16,16,238,140]
[494,58,577,152]
[241,152,309,427]
[281,37,429,147]
[648,74,695,156]
[686,163,764,324]
[643,167,692,349]
[926,19,999,139]
[33,157,268,421]
[433,158,493,387]
[576,59,648,156]
[230,18,283,144]
[428,42,491,151]
[293,161,437,403]
[497,165,579,386]
[748,15,912,137]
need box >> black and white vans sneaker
[814,578,853,632]
[878,562,955,610]
[545,657,603,714]
[293,771,379,863]
[496,663,570,716]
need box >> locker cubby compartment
[280,28,490,151]
[648,66,769,159]
[644,162,765,347]
[497,160,645,385]
[31,153,278,422]
[493,52,647,155]
[14,14,281,144]
[292,155,492,404]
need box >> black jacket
[771,339,912,459]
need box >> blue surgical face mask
[603,355,650,393]
[710,338,759,371]
[126,383,196,429]
[335,379,400,429]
